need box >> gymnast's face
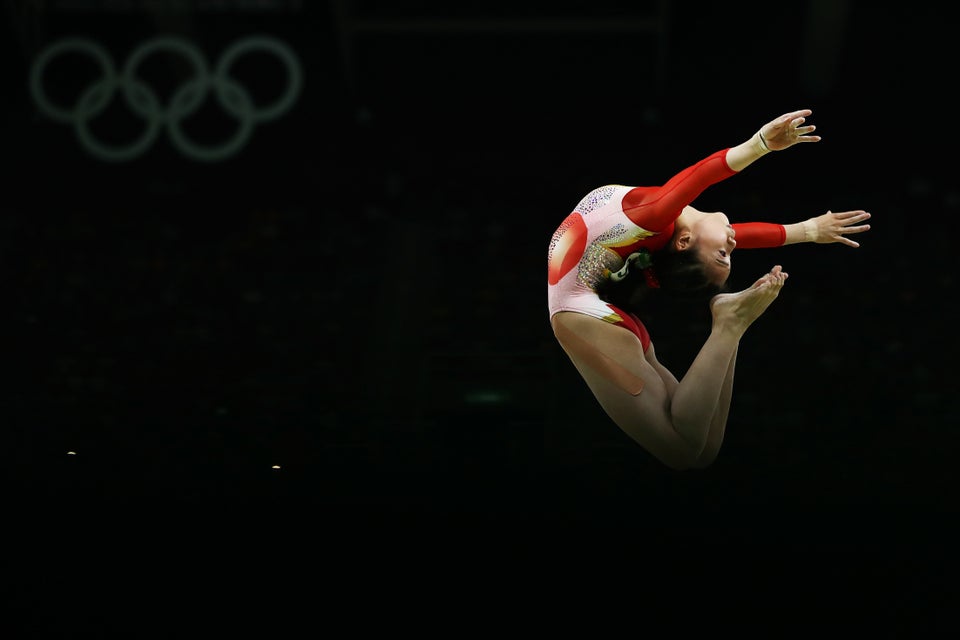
[688,210,736,286]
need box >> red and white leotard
[547,148,786,352]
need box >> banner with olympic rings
[30,35,304,163]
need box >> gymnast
[547,108,871,470]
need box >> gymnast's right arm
[620,109,821,233]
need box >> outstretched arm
[733,210,872,249]
[783,209,872,247]
[725,108,821,172]
[726,109,874,248]
[622,109,822,231]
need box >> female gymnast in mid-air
[547,108,871,470]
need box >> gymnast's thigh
[552,312,692,459]
[551,312,672,423]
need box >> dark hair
[595,246,726,315]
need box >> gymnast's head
[670,206,736,287]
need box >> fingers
[837,221,871,232]
[780,109,812,121]
[830,209,871,221]
[827,210,872,245]
[776,109,812,129]
[792,118,820,142]
[770,111,820,143]
[841,223,871,235]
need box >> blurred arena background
[2,0,956,528]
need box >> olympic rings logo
[30,35,303,162]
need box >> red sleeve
[620,149,736,232]
[732,222,786,248]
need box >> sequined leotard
[547,148,786,352]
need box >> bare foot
[709,265,789,335]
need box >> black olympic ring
[30,35,303,162]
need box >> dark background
[4,0,959,628]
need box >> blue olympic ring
[30,35,303,162]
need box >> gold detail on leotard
[576,223,655,291]
[601,310,623,324]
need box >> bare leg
[695,345,738,467]
[640,343,737,466]
[667,266,788,449]
[552,266,788,469]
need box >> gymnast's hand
[760,109,822,151]
[803,209,872,247]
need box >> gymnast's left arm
[783,209,872,247]
[733,210,872,249]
